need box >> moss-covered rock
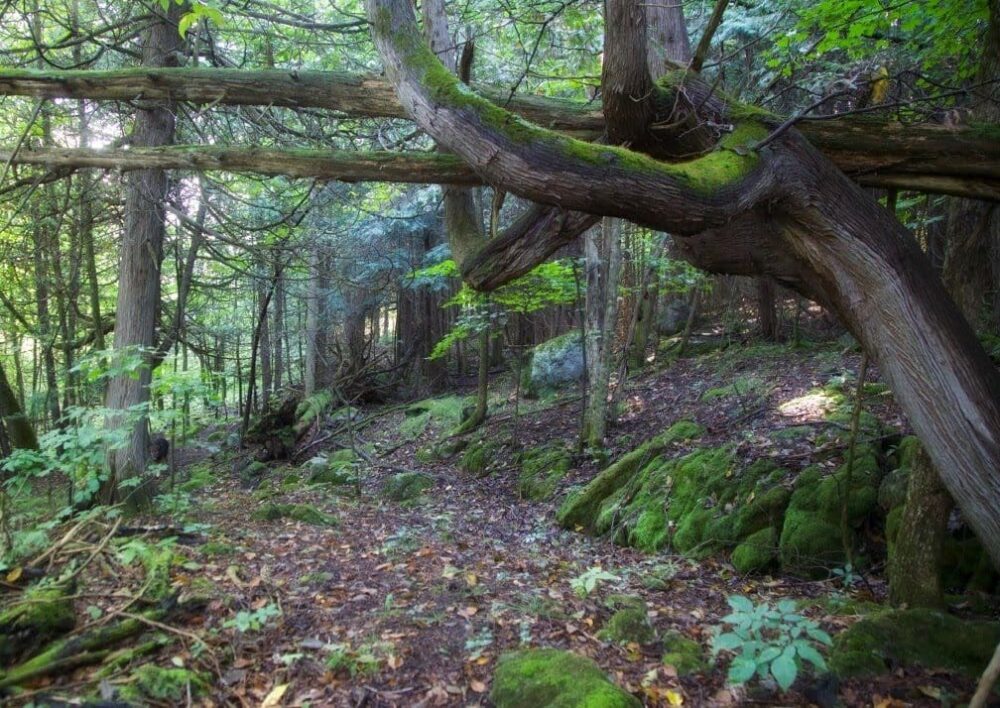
[557,421,704,531]
[239,460,268,485]
[528,332,585,393]
[119,665,209,703]
[520,444,572,501]
[491,649,640,708]
[252,503,337,526]
[779,450,882,577]
[830,609,1000,678]
[599,602,655,645]
[381,472,434,501]
[731,526,778,573]
[280,473,301,488]
[461,440,499,477]
[661,632,707,676]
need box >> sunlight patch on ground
[777,390,838,421]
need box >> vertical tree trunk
[889,442,953,608]
[942,0,1000,332]
[273,260,285,391]
[101,2,183,507]
[304,246,320,396]
[581,218,623,448]
[0,361,38,450]
[258,274,273,410]
[757,276,779,340]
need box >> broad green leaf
[770,651,798,691]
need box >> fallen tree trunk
[3,142,995,201]
[0,608,165,690]
[368,0,1000,568]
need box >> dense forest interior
[2,0,1000,705]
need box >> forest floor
[9,336,995,707]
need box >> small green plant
[223,602,281,632]
[641,560,681,590]
[570,566,621,598]
[711,595,832,692]
[831,563,860,588]
[324,641,387,677]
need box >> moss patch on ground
[252,503,337,526]
[829,609,1000,678]
[119,665,209,703]
[381,472,434,502]
[599,601,655,645]
[491,648,640,708]
[519,444,572,501]
[400,396,468,439]
[661,632,707,676]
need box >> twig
[67,517,122,582]
[115,610,207,646]
[971,639,1000,708]
[691,0,730,72]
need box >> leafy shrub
[711,595,832,692]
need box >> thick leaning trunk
[368,0,1000,568]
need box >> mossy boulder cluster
[519,444,572,500]
[558,410,891,576]
[491,649,640,708]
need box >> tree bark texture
[368,0,1000,568]
[0,361,38,450]
[581,218,623,448]
[889,442,952,608]
[102,2,183,507]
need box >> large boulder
[528,332,584,393]
[491,649,640,708]
[830,609,1000,678]
[658,299,691,335]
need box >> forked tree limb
[367,0,1000,569]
